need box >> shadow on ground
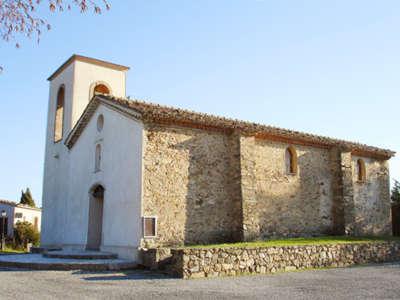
[73,269,177,281]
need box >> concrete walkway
[0,263,399,299]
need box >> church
[41,55,395,261]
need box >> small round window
[97,114,104,132]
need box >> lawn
[0,247,26,254]
[185,236,400,249]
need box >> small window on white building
[95,144,102,172]
[97,114,104,132]
[143,217,157,238]
[54,85,65,142]
[15,213,23,219]
[93,84,110,95]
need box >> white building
[0,199,41,237]
[41,55,142,260]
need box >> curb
[0,261,137,271]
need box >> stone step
[43,250,118,260]
[0,254,137,271]
[30,247,62,254]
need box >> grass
[0,247,27,254]
[185,235,400,249]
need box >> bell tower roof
[47,54,130,81]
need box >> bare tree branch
[0,0,110,72]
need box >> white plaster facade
[0,200,42,237]
[41,56,143,260]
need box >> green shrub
[13,221,40,248]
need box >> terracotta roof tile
[0,199,17,206]
[65,94,396,159]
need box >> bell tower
[46,54,129,138]
[41,55,129,246]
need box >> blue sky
[0,0,399,205]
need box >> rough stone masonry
[140,122,392,248]
[88,95,394,248]
[169,241,400,279]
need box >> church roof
[65,94,395,159]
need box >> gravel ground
[0,263,399,299]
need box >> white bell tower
[41,55,129,246]
[46,54,129,136]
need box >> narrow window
[97,114,104,132]
[93,84,110,95]
[54,86,65,142]
[285,146,298,175]
[357,159,366,182]
[95,144,102,172]
[143,217,157,238]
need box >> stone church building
[41,55,395,260]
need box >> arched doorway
[86,185,105,250]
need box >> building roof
[65,94,396,159]
[0,199,41,211]
[0,199,17,207]
[47,55,130,81]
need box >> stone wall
[142,123,392,248]
[251,140,333,238]
[166,242,400,279]
[239,135,258,241]
[142,124,242,247]
[352,156,391,235]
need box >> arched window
[95,144,102,172]
[54,86,65,142]
[97,114,104,132]
[285,146,298,175]
[93,84,110,95]
[357,159,366,182]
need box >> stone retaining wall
[158,241,400,279]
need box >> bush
[13,221,40,249]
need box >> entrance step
[30,247,62,254]
[43,250,118,260]
[0,254,137,271]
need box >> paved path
[0,254,131,264]
[0,254,136,271]
[0,263,399,299]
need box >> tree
[14,221,40,248]
[392,180,400,205]
[0,0,110,72]
[20,187,36,207]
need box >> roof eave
[47,54,130,81]
[65,94,396,160]
[65,95,142,149]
